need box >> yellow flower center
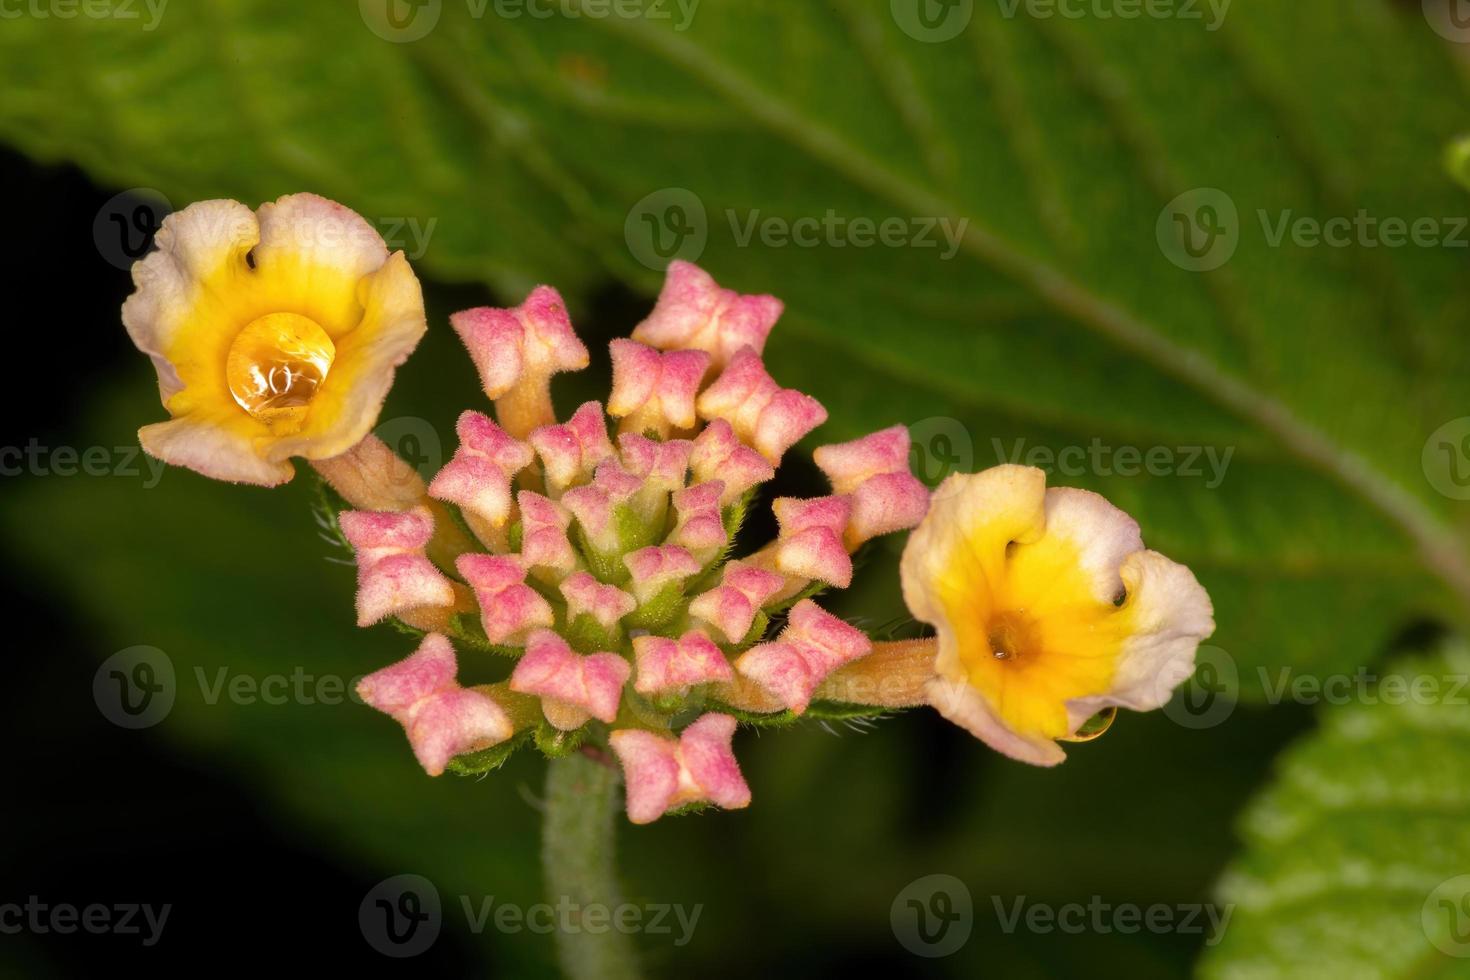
[985,609,1040,661]
[941,531,1135,739]
[226,312,336,426]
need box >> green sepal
[615,502,663,554]
[711,699,896,728]
[445,611,523,658]
[575,523,629,585]
[563,612,620,655]
[625,581,688,632]
[535,723,588,758]
[445,728,534,776]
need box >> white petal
[1067,549,1214,725]
[122,199,259,403]
[139,414,293,486]
[1040,487,1144,604]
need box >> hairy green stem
[542,752,642,980]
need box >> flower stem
[542,752,643,980]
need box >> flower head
[123,194,426,485]
[326,262,930,819]
[900,465,1214,766]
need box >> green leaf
[2,3,1465,695]
[1200,641,1470,978]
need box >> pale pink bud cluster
[344,263,931,822]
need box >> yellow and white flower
[900,465,1214,765]
[123,194,427,485]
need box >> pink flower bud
[632,629,734,696]
[510,629,631,728]
[618,434,693,495]
[529,400,615,497]
[357,634,513,776]
[610,713,751,824]
[450,286,588,400]
[669,481,727,561]
[772,496,854,588]
[735,600,872,713]
[696,348,826,464]
[814,426,929,547]
[689,419,774,506]
[560,571,637,631]
[517,490,579,578]
[632,261,782,370]
[339,507,457,628]
[623,545,702,604]
[427,411,533,529]
[607,339,709,436]
[562,460,640,556]
[456,553,555,645]
[687,561,786,643]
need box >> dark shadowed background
[2,2,1468,977]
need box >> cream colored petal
[266,251,427,462]
[1066,549,1214,726]
[139,414,292,487]
[925,676,1066,767]
[251,193,390,337]
[900,465,1047,680]
[1037,486,1144,604]
[121,199,259,403]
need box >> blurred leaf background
[1,1,1468,976]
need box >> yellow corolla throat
[225,312,337,429]
[937,522,1135,741]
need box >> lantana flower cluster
[122,194,1215,824]
[341,260,931,822]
